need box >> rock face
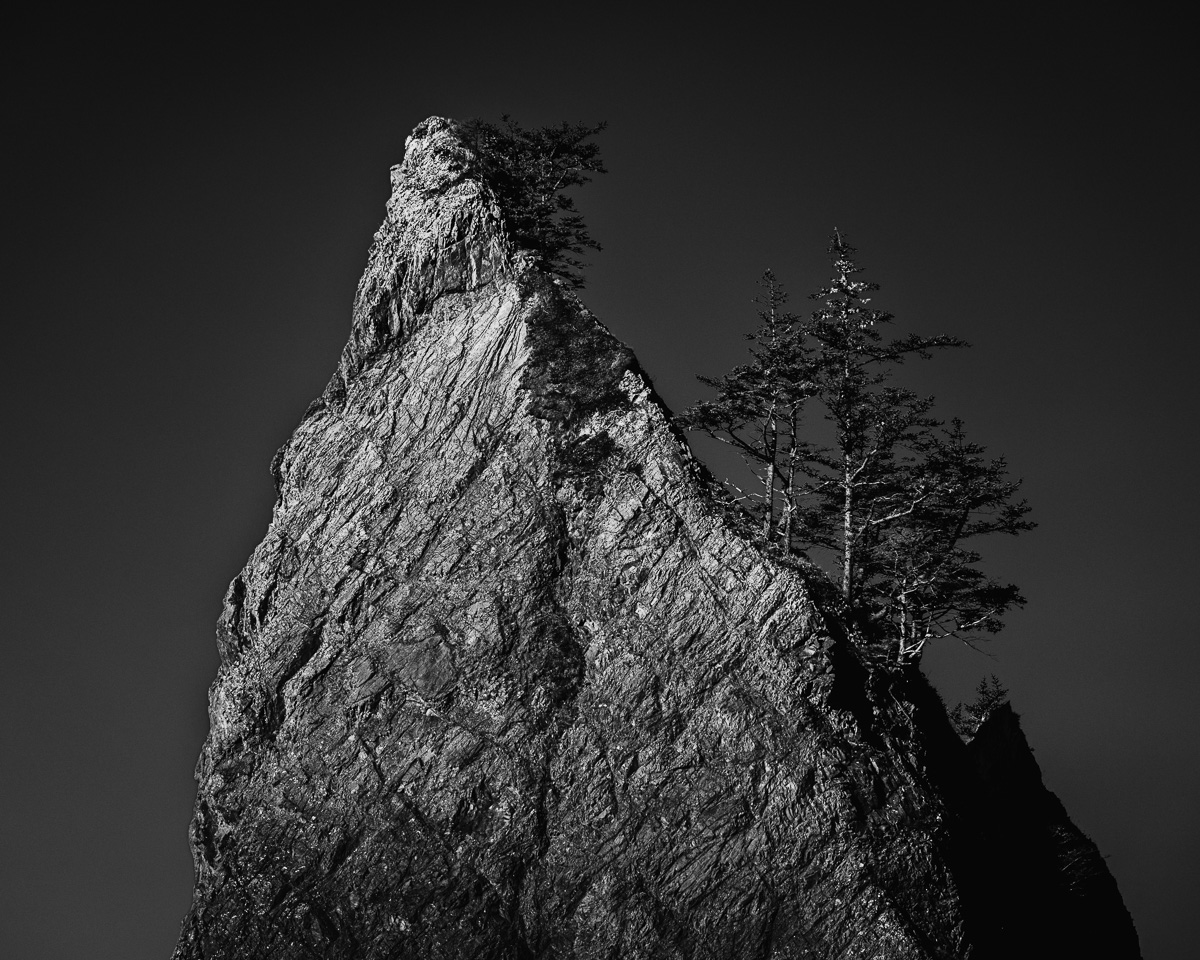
[174,117,1140,959]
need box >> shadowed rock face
[173,117,1140,960]
[954,703,1141,957]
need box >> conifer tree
[865,418,1033,659]
[950,675,1010,738]
[460,116,607,288]
[801,231,964,611]
[678,271,816,544]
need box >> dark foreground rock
[173,117,1140,959]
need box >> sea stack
[173,117,1140,959]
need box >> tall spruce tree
[802,231,964,611]
[684,232,1033,664]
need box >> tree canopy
[683,233,1033,665]
[460,116,607,288]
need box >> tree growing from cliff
[863,418,1032,659]
[678,270,818,549]
[684,233,1033,664]
[949,675,1010,738]
[461,116,607,288]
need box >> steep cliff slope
[174,117,1139,959]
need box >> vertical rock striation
[174,117,1139,959]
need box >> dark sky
[5,9,1196,959]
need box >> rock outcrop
[174,117,1140,959]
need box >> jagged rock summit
[175,117,1140,959]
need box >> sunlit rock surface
[173,117,1140,959]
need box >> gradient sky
[6,9,1196,959]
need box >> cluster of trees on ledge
[679,238,1033,665]
[461,117,1033,667]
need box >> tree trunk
[762,405,778,543]
[842,456,853,602]
[840,353,854,603]
[782,410,798,553]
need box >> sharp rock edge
[174,117,1141,960]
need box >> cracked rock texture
[174,117,1140,959]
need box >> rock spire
[174,117,1139,959]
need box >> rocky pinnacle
[173,117,1140,959]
